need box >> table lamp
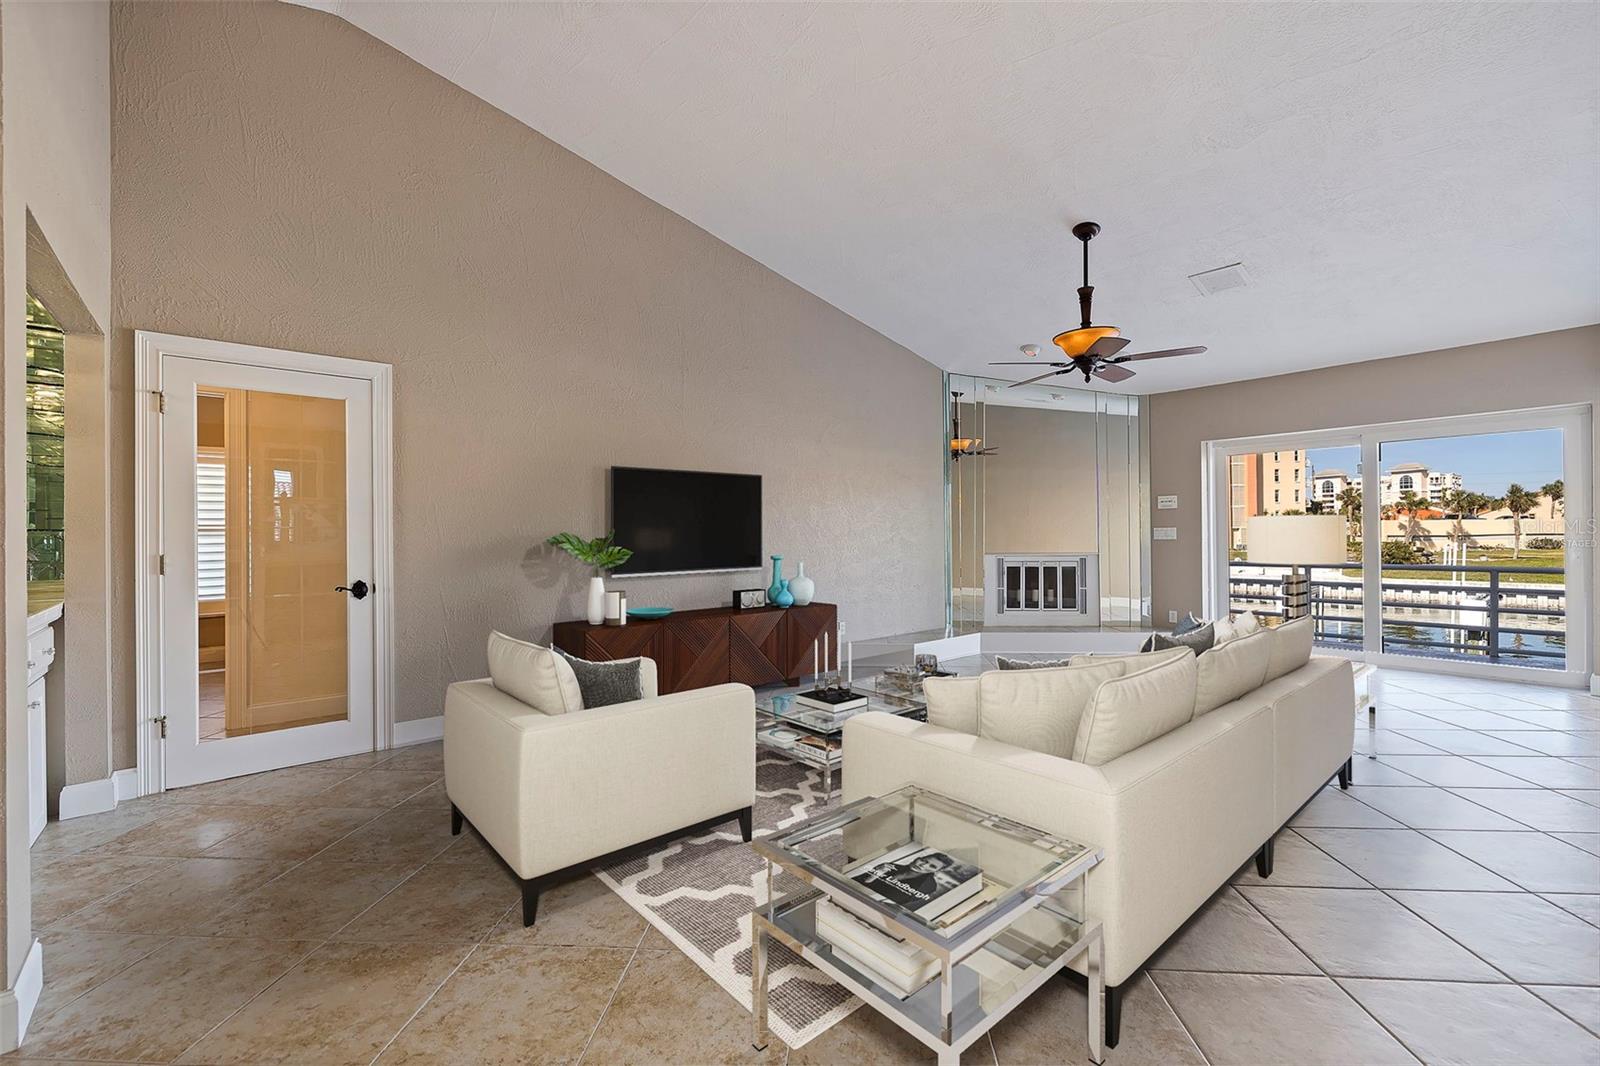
[1245,515,1346,621]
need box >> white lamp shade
[1245,514,1346,565]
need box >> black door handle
[335,580,370,600]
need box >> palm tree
[1503,483,1538,559]
[1440,487,1473,518]
[1336,486,1362,540]
[1541,479,1564,520]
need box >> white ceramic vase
[789,562,815,606]
[587,575,606,625]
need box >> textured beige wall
[109,1,944,760]
[2,0,112,993]
[1149,325,1600,676]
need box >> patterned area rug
[595,757,859,1049]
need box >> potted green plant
[547,532,633,624]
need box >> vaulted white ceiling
[303,1,1599,393]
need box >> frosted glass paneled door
[158,355,376,787]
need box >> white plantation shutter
[196,454,226,601]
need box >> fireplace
[984,554,1100,626]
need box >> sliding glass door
[1377,427,1569,671]
[1205,406,1591,686]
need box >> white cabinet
[26,615,56,845]
[26,678,45,843]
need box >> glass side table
[754,680,926,795]
[751,786,1105,1064]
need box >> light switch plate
[1157,494,1178,510]
[1168,610,1179,624]
[1154,527,1177,541]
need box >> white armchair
[444,655,755,925]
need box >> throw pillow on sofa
[1264,615,1315,682]
[979,660,1129,759]
[1141,623,1215,656]
[996,655,1073,670]
[924,675,981,734]
[487,630,583,715]
[1193,627,1272,717]
[1071,648,1198,766]
[555,648,643,708]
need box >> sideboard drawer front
[27,625,56,684]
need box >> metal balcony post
[1487,568,1500,662]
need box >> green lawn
[1233,546,1567,587]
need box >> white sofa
[842,631,1352,1047]
[444,650,756,925]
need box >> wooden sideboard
[552,602,838,695]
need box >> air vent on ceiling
[1188,262,1250,296]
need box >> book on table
[794,688,869,713]
[846,843,984,921]
[814,899,939,998]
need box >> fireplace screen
[999,557,1086,615]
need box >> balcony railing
[1227,561,1566,670]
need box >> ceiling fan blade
[1110,346,1207,364]
[1086,336,1131,358]
[1091,363,1137,384]
[988,361,1068,366]
[1008,367,1071,388]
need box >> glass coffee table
[751,786,1105,1064]
[754,678,926,794]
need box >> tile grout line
[364,941,484,1066]
[574,921,649,1066]
[1143,970,1211,1066]
[1231,870,1427,1064]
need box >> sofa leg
[1105,982,1122,1049]
[1256,838,1275,878]
[1338,757,1352,790]
[737,805,754,843]
[450,803,463,836]
[520,877,541,927]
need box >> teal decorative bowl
[627,607,674,619]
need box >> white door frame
[134,331,395,797]
[1201,403,1593,690]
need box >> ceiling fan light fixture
[1051,325,1120,357]
[950,436,982,453]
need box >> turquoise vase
[767,555,785,605]
[773,578,795,608]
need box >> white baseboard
[113,768,140,803]
[394,715,443,746]
[58,776,117,820]
[1591,674,1599,697]
[0,938,43,1051]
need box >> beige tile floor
[12,667,1600,1065]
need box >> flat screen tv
[609,467,762,576]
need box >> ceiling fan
[991,222,1206,387]
[949,392,996,461]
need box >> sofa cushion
[980,660,1129,759]
[1193,627,1272,718]
[996,655,1073,670]
[1264,616,1316,682]
[555,648,643,708]
[1071,649,1198,766]
[924,675,980,734]
[487,630,583,715]
[1081,646,1194,668]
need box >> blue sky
[1306,428,1564,496]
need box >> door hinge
[151,389,166,413]
[151,715,168,739]
[158,553,166,576]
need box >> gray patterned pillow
[1141,623,1215,656]
[554,649,643,708]
[996,655,1074,670]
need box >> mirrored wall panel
[946,374,1149,632]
